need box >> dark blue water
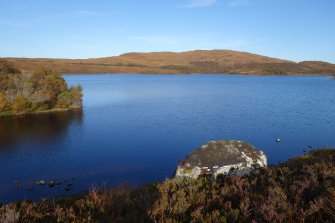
[1,74,335,203]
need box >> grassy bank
[1,149,335,223]
[0,107,81,118]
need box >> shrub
[0,60,83,116]
[0,92,6,111]
[12,95,30,113]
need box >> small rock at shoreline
[36,180,46,186]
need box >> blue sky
[1,0,334,63]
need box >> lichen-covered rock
[175,140,267,179]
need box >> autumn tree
[12,95,30,113]
[0,60,83,116]
[0,92,6,112]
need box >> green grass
[0,108,83,118]
[0,111,12,117]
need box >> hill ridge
[4,50,335,75]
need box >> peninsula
[0,59,83,117]
[4,50,335,76]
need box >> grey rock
[175,140,267,179]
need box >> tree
[70,85,83,108]
[12,95,30,113]
[0,92,6,112]
[56,91,73,108]
[0,60,83,116]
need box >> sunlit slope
[5,50,335,75]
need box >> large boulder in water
[175,140,267,179]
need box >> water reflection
[1,74,335,203]
[0,110,84,203]
[0,109,83,147]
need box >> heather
[1,149,334,223]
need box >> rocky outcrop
[175,140,267,179]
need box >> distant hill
[4,50,335,75]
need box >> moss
[0,111,12,117]
[184,169,193,174]
[179,140,263,168]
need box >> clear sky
[1,0,334,63]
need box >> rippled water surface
[1,74,335,203]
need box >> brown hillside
[4,50,335,75]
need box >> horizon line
[1,49,334,64]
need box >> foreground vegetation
[0,59,82,117]
[1,149,334,222]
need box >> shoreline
[62,73,335,77]
[1,149,334,222]
[1,148,332,204]
[0,107,82,118]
